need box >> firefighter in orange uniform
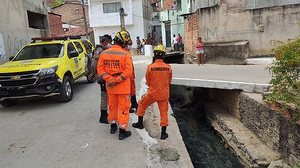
[97,30,133,140]
[132,45,172,140]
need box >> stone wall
[239,93,300,165]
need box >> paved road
[0,60,149,168]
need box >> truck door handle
[79,58,81,60]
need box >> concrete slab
[171,64,271,93]
[172,78,270,93]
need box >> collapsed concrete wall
[203,40,249,65]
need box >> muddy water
[170,88,243,168]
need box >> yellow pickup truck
[0,36,95,107]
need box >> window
[103,2,122,13]
[27,11,46,29]
[82,40,93,54]
[172,0,181,10]
[74,42,84,54]
[14,44,64,61]
[177,0,181,10]
[68,43,78,57]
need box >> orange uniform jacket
[97,45,133,94]
[146,59,172,100]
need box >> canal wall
[240,93,300,166]
[209,89,300,167]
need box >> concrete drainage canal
[169,85,290,168]
[170,85,243,168]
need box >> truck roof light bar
[31,35,81,43]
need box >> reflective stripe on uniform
[119,124,127,129]
[102,51,126,56]
[112,72,122,76]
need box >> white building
[88,0,156,48]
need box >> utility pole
[81,0,89,39]
[119,7,127,30]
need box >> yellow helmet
[114,30,132,44]
[153,45,167,53]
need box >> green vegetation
[292,164,300,168]
[266,38,300,121]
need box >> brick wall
[163,0,173,10]
[184,11,199,56]
[52,3,89,26]
[48,13,63,36]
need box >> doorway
[165,22,171,47]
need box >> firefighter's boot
[119,128,131,140]
[161,126,168,140]
[99,110,109,124]
[110,123,118,134]
[132,116,144,129]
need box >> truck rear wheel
[59,75,73,102]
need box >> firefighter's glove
[106,76,125,88]
[114,76,123,83]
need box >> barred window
[103,2,122,13]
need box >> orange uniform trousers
[108,94,131,129]
[136,94,168,127]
